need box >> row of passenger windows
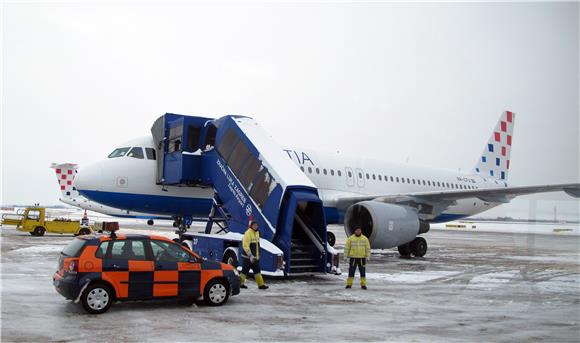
[108,147,157,160]
[300,166,342,177]
[301,166,478,190]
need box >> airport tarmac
[1,222,579,342]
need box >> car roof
[79,233,174,243]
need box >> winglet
[473,111,515,180]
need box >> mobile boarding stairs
[151,114,340,276]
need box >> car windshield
[108,147,130,158]
[61,238,87,257]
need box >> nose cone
[74,162,104,193]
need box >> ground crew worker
[344,226,371,289]
[240,221,269,290]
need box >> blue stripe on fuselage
[430,213,469,223]
[79,190,213,217]
[79,190,468,225]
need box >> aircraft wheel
[147,219,154,226]
[327,232,336,247]
[410,237,428,257]
[397,243,411,258]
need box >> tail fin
[50,163,81,199]
[473,111,515,180]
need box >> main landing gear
[397,236,428,258]
[173,216,192,234]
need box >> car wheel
[222,250,238,268]
[33,226,46,237]
[81,283,113,314]
[204,279,229,306]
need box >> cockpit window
[108,147,130,158]
[145,148,156,160]
[127,147,144,159]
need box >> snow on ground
[1,211,579,342]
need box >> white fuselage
[74,136,506,223]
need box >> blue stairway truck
[151,114,340,276]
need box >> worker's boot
[256,274,269,290]
[345,277,353,289]
[240,274,248,289]
[361,277,367,290]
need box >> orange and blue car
[53,233,240,314]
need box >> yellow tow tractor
[1,207,92,236]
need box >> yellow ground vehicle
[1,207,91,236]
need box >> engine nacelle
[344,201,429,249]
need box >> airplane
[51,162,172,225]
[73,111,580,257]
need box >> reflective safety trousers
[344,234,371,258]
[242,228,260,259]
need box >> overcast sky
[2,1,579,219]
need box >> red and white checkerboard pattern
[474,111,515,180]
[50,163,81,198]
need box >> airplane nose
[74,163,104,192]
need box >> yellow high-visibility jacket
[242,228,260,259]
[344,234,371,259]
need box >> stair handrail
[294,214,325,254]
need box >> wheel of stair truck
[409,237,428,257]
[397,243,412,258]
[147,219,154,226]
[222,248,238,268]
[33,226,46,237]
[204,279,230,306]
[327,231,336,247]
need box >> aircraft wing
[334,183,580,218]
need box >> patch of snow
[467,271,519,289]
[7,245,64,255]
[503,255,580,264]
[364,271,458,283]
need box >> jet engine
[344,201,430,249]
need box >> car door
[150,240,201,299]
[24,209,42,230]
[102,238,154,300]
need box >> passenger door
[345,167,355,187]
[150,240,201,299]
[355,168,366,188]
[102,239,154,300]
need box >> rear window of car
[61,238,87,257]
